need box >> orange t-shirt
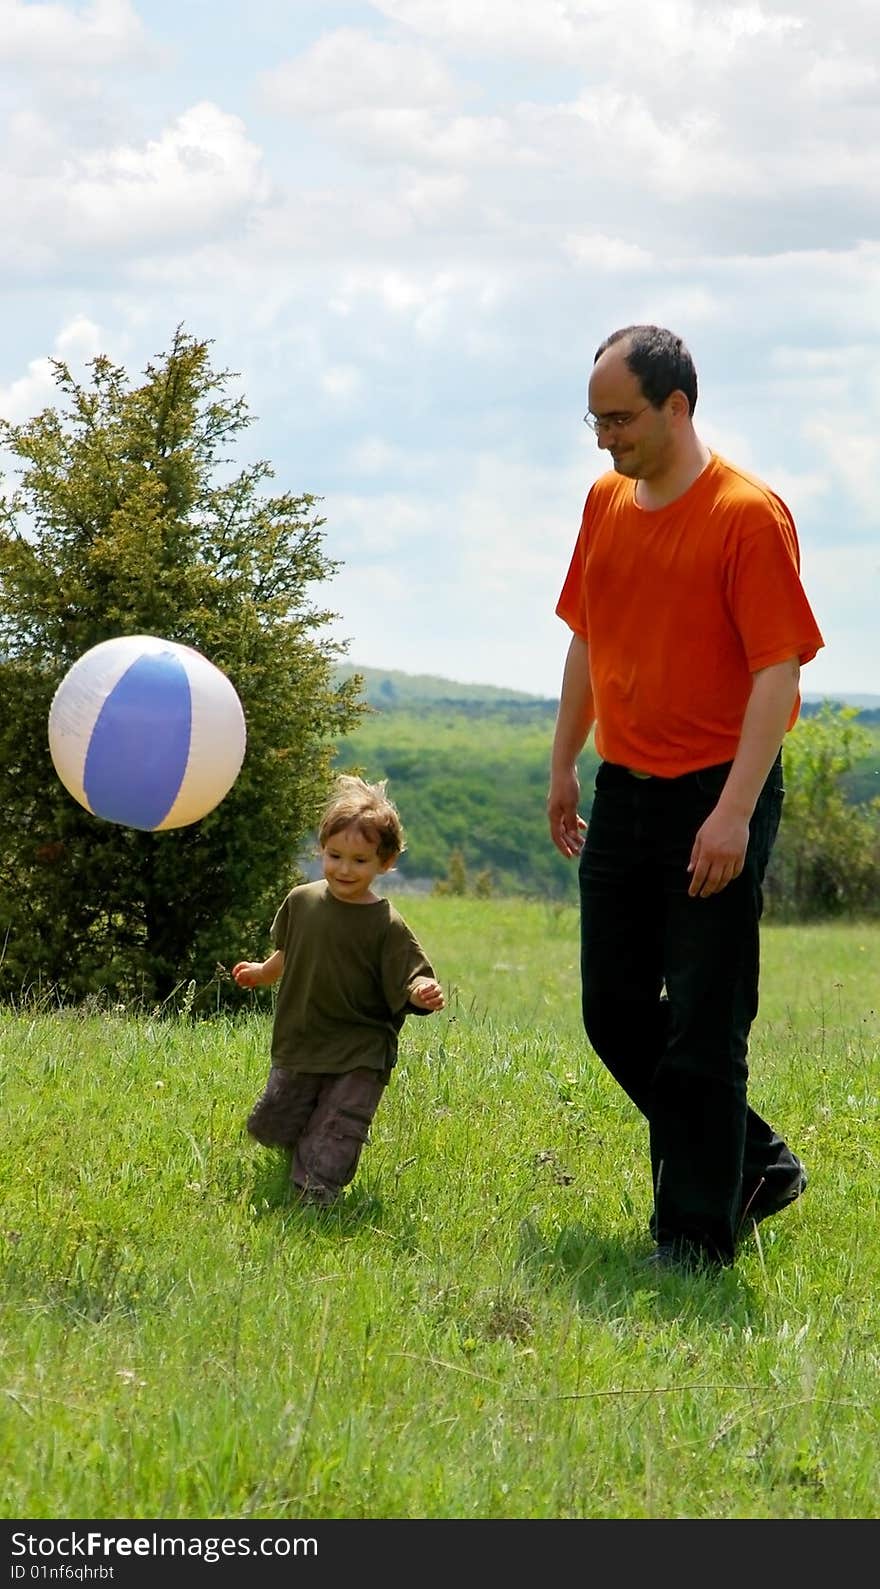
[555,453,825,777]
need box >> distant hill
[334,663,552,709]
[802,692,880,710]
[801,693,880,724]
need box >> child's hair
[318,775,406,863]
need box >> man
[548,324,824,1272]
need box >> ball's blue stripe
[83,652,192,829]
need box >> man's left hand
[687,807,750,898]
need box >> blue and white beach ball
[48,635,247,831]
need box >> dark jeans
[247,1066,388,1203]
[579,754,799,1264]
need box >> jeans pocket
[750,787,784,878]
[693,762,733,798]
[594,760,626,792]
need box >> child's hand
[410,977,445,1011]
[232,961,263,989]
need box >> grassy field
[2,901,879,1520]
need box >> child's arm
[408,975,444,1012]
[232,950,285,989]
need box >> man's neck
[634,438,712,511]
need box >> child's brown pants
[247,1066,387,1203]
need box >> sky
[2,0,878,700]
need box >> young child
[232,775,444,1206]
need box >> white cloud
[3,103,270,265]
[799,543,880,699]
[564,233,655,273]
[4,109,62,176]
[68,102,269,245]
[349,109,519,168]
[0,315,106,422]
[767,469,832,524]
[769,345,864,375]
[347,438,403,475]
[320,366,363,401]
[0,356,57,424]
[261,27,457,115]
[0,0,149,67]
[402,172,468,220]
[804,51,879,98]
[324,490,438,557]
[803,420,880,527]
[455,449,595,593]
[56,314,105,359]
[370,0,805,72]
[332,3,880,236]
[367,0,581,62]
[324,264,514,347]
[631,283,722,328]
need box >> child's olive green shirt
[269,881,435,1074]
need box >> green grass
[2,903,879,1519]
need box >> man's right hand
[547,770,587,858]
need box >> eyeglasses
[583,403,651,436]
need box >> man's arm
[547,633,595,858]
[687,655,800,898]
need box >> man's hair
[318,774,406,862]
[594,324,698,415]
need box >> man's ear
[668,389,691,422]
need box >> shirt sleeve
[381,916,436,1018]
[270,893,291,951]
[554,495,592,640]
[725,498,824,672]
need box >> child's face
[321,823,394,903]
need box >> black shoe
[740,1163,807,1232]
[640,1240,723,1275]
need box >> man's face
[587,344,675,482]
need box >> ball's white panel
[157,648,247,829]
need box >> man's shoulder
[706,454,793,520]
[583,469,632,517]
[589,469,630,500]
